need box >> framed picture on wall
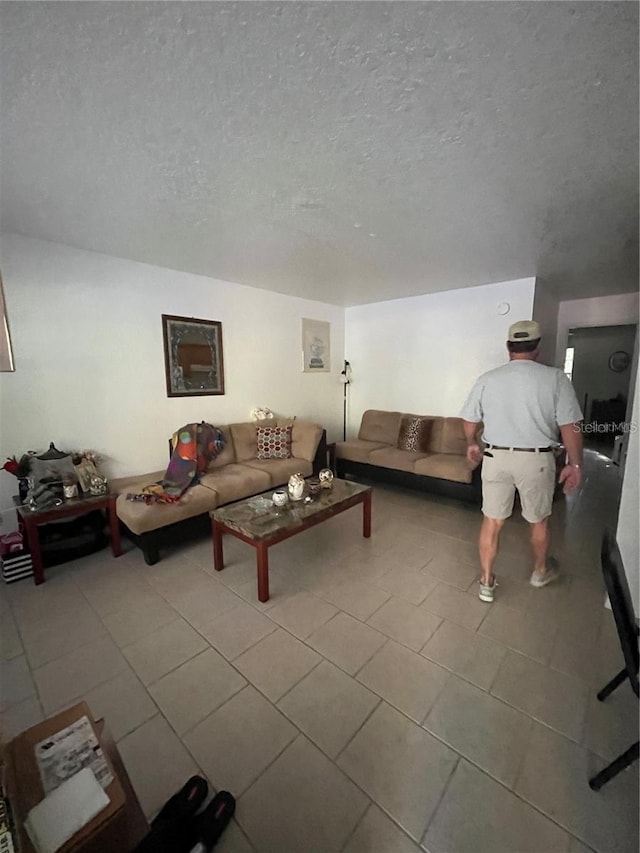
[162,314,225,397]
[301,318,330,373]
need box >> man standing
[461,320,584,603]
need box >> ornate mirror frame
[162,314,225,397]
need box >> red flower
[2,457,19,476]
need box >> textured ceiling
[1,1,638,306]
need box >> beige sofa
[335,410,481,503]
[111,419,326,564]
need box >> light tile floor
[1,449,638,852]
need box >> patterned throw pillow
[397,416,432,453]
[257,426,293,460]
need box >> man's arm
[463,420,483,468]
[558,422,583,494]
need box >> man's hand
[558,464,582,494]
[467,443,483,468]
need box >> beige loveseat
[111,419,326,564]
[335,410,481,503]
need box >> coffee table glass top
[211,478,371,540]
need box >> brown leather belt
[487,445,552,453]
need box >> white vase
[272,489,289,507]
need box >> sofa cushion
[242,457,313,486]
[358,410,402,445]
[397,415,434,453]
[116,484,219,535]
[199,464,272,505]
[228,422,258,463]
[369,447,432,473]
[274,419,323,463]
[413,453,474,484]
[110,471,167,496]
[335,439,389,464]
[257,425,293,459]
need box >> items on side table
[3,444,109,512]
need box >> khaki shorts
[481,449,556,523]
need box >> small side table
[15,493,123,585]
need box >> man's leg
[479,516,505,586]
[529,517,551,574]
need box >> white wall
[0,235,345,525]
[344,278,536,434]
[532,280,560,366]
[616,370,640,615]
[555,292,640,368]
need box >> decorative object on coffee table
[307,478,321,496]
[272,489,288,507]
[319,468,334,489]
[162,314,225,397]
[287,472,305,501]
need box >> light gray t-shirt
[460,360,583,447]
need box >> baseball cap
[508,320,541,342]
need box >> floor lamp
[340,360,352,441]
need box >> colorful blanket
[127,422,225,505]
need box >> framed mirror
[162,314,225,397]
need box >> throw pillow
[397,416,432,453]
[257,425,293,460]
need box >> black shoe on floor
[151,775,209,827]
[192,791,236,851]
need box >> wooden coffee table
[211,478,372,602]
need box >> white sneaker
[478,578,497,603]
[530,567,560,588]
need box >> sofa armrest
[312,430,327,476]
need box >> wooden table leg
[256,542,270,602]
[362,491,372,538]
[108,496,123,557]
[23,516,45,585]
[212,520,224,572]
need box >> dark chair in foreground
[588,528,639,791]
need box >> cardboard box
[1,703,148,853]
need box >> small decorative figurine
[287,472,305,501]
[89,473,109,496]
[318,468,334,489]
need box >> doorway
[565,324,637,458]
